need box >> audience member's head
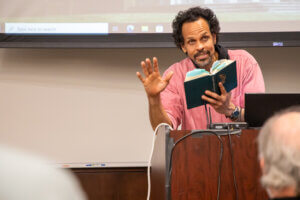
[258,106,300,198]
[0,145,87,200]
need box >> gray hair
[258,106,300,195]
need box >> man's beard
[193,50,213,69]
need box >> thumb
[164,71,174,83]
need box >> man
[0,145,87,200]
[136,6,265,130]
[258,106,300,199]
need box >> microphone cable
[167,130,224,200]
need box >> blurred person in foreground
[0,144,87,200]
[258,106,300,200]
[137,6,265,130]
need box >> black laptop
[245,93,300,128]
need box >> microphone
[205,104,213,129]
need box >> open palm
[136,57,173,98]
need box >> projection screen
[0,0,299,47]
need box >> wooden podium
[150,126,268,200]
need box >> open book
[184,59,237,109]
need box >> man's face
[181,18,217,70]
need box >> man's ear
[181,44,187,54]
[213,33,216,45]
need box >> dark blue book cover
[184,60,237,109]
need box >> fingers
[202,83,228,104]
[202,90,223,108]
[164,71,174,83]
[204,90,221,101]
[219,82,227,94]
[136,72,145,83]
[141,61,149,77]
[153,57,159,73]
[146,58,153,74]
[201,94,218,105]
[218,82,232,101]
[140,57,158,77]
[202,87,232,112]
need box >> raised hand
[136,57,173,98]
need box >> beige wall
[0,47,299,164]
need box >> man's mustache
[194,50,210,60]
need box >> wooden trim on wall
[71,167,147,200]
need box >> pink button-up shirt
[161,49,265,130]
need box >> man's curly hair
[172,7,220,49]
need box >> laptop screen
[245,93,300,128]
